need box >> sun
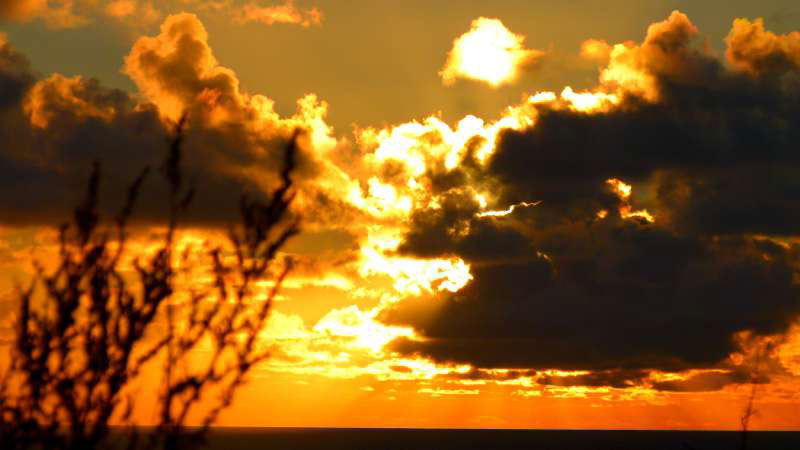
[440,17,543,88]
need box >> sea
[188,428,800,450]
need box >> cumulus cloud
[378,11,800,379]
[23,73,120,128]
[440,17,544,87]
[726,18,800,76]
[587,11,713,102]
[123,13,250,122]
[0,13,345,226]
[104,0,160,25]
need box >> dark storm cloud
[0,70,259,226]
[652,370,768,392]
[398,191,533,263]
[383,13,800,376]
[436,368,538,383]
[491,64,800,234]
[538,369,650,389]
[481,12,800,235]
[386,223,800,370]
[0,34,34,107]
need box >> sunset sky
[2,0,800,431]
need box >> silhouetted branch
[739,341,771,450]
[0,117,302,450]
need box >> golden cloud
[726,18,800,76]
[0,0,87,28]
[234,0,321,27]
[0,0,45,20]
[104,0,160,25]
[105,0,134,17]
[23,74,116,128]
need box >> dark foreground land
[172,428,800,450]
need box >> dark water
[192,428,800,450]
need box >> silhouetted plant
[738,341,771,450]
[0,118,300,450]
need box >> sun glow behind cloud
[476,201,541,218]
[357,227,474,296]
[314,305,414,353]
[440,17,544,87]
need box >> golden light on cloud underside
[560,87,620,113]
[620,206,655,223]
[418,388,480,397]
[360,244,473,295]
[346,71,637,298]
[252,308,477,384]
[358,112,529,177]
[525,87,620,114]
[606,179,655,223]
[440,17,544,87]
[607,178,633,199]
[476,201,541,218]
[24,74,117,128]
[314,305,414,353]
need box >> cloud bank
[0,14,339,225]
[379,12,800,378]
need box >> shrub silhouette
[0,118,300,450]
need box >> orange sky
[2,1,800,431]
